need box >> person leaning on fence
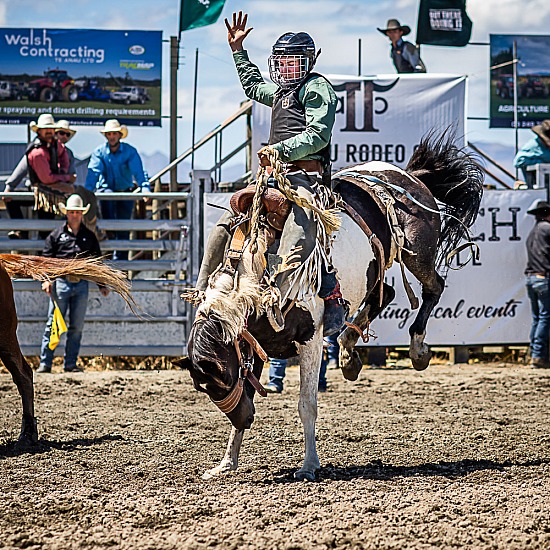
[514,120,550,188]
[85,119,150,261]
[1,113,75,239]
[1,116,100,238]
[196,11,346,336]
[524,199,550,369]
[37,194,109,374]
[25,114,76,229]
[378,18,426,74]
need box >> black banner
[416,0,472,47]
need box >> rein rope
[248,147,341,254]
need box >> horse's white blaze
[331,213,376,316]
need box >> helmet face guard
[269,32,317,89]
[268,54,313,88]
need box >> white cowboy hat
[59,194,90,215]
[55,119,77,141]
[29,113,57,133]
[100,119,128,139]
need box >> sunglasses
[56,131,71,137]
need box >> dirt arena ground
[1,361,549,549]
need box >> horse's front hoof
[411,350,432,371]
[294,469,316,482]
[202,462,234,480]
[340,350,363,381]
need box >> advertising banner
[369,189,540,346]
[0,28,162,126]
[251,74,466,172]
[490,34,550,129]
[203,190,541,346]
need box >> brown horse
[0,253,135,448]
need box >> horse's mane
[196,232,267,350]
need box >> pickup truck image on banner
[0,28,162,126]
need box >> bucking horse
[1,253,136,448]
[176,131,484,480]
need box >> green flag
[416,0,472,47]
[180,0,226,33]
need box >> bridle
[210,329,268,414]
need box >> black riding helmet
[268,32,320,88]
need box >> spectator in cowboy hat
[37,193,109,374]
[1,113,76,239]
[524,199,550,369]
[378,18,426,73]
[85,119,150,261]
[514,120,550,187]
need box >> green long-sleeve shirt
[233,50,337,162]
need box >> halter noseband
[210,331,268,414]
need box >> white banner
[204,190,545,346]
[373,189,544,346]
[251,73,466,172]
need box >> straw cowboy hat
[532,119,550,149]
[377,18,411,36]
[100,119,128,139]
[59,194,90,215]
[527,199,550,216]
[55,119,77,141]
[29,113,57,133]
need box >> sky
[1,0,550,175]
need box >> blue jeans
[324,333,340,364]
[99,189,134,261]
[268,357,327,392]
[526,275,550,361]
[40,279,89,370]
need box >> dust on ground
[1,362,549,549]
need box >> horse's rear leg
[1,346,38,447]
[407,270,445,371]
[202,427,245,480]
[339,282,395,381]
[0,267,38,447]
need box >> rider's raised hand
[225,11,253,52]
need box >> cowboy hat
[377,18,411,36]
[55,119,77,141]
[29,113,57,133]
[100,119,128,139]
[532,119,550,149]
[527,199,550,216]
[59,194,90,215]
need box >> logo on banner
[429,9,463,31]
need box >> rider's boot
[319,269,348,337]
[196,212,232,291]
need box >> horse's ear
[172,356,192,370]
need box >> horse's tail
[0,253,139,314]
[405,131,484,266]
